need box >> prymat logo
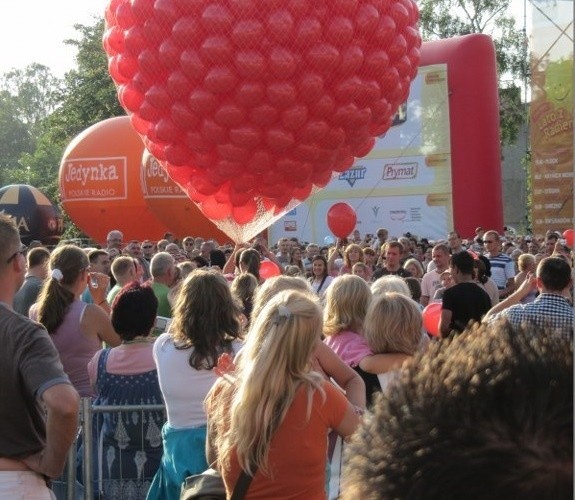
[61,157,127,201]
[382,162,418,180]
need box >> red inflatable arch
[420,34,503,236]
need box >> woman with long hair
[288,246,306,276]
[30,245,120,398]
[363,292,424,391]
[239,248,262,284]
[87,281,163,499]
[148,269,244,499]
[474,255,500,307]
[206,290,359,499]
[309,255,334,299]
[323,275,383,404]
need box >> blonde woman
[371,274,411,298]
[403,257,425,280]
[250,275,365,411]
[323,275,381,403]
[148,270,244,499]
[514,253,537,304]
[30,245,120,398]
[205,290,360,498]
[362,293,423,391]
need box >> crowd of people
[0,214,572,500]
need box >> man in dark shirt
[0,214,79,496]
[439,251,491,337]
[372,241,411,282]
[13,246,50,316]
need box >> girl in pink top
[323,275,372,367]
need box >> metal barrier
[54,398,167,500]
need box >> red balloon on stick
[562,229,574,248]
[422,302,442,337]
[259,260,281,280]
[327,203,357,239]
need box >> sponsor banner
[530,0,574,235]
[270,64,453,243]
[141,153,187,199]
[60,157,128,202]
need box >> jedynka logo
[339,166,366,187]
[64,162,120,186]
[382,162,417,180]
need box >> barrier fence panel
[54,399,167,500]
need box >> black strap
[231,467,257,500]
[315,275,328,294]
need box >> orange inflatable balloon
[59,117,170,244]
[422,302,442,337]
[141,150,231,243]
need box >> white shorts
[0,471,56,500]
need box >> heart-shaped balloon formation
[104,0,421,241]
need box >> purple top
[31,299,100,398]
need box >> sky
[0,0,531,78]
[0,0,109,77]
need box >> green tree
[0,90,35,186]
[0,63,63,138]
[418,0,527,145]
[60,20,124,137]
[7,19,125,237]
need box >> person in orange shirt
[205,289,360,499]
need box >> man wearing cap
[0,214,79,497]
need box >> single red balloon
[327,202,357,239]
[562,229,574,248]
[422,302,442,337]
[260,260,281,280]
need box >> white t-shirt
[421,269,443,300]
[153,333,243,428]
[310,275,334,297]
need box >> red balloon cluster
[103,0,421,238]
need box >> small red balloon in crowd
[103,0,422,241]
[422,302,442,337]
[259,260,282,280]
[562,229,573,248]
[327,202,357,239]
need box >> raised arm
[327,240,343,276]
[483,274,536,320]
[223,242,249,274]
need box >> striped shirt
[488,253,515,289]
